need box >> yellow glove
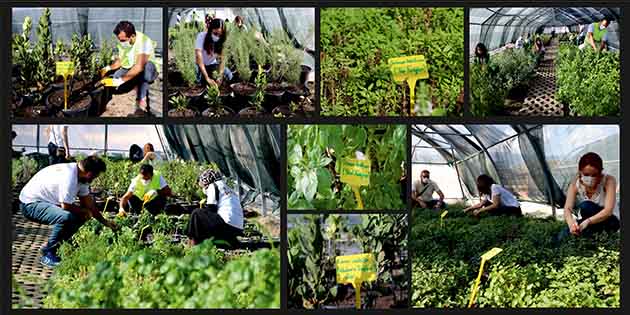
[117,209,127,218]
[99,66,111,78]
[143,190,158,202]
[100,77,124,87]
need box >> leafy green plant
[171,25,201,86]
[268,29,302,84]
[33,8,55,89]
[204,82,220,107]
[555,44,619,116]
[12,16,37,95]
[253,65,267,111]
[224,27,252,82]
[169,94,190,111]
[69,33,95,81]
[288,125,406,210]
[320,8,464,116]
[410,207,620,307]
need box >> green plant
[12,16,37,95]
[288,125,406,210]
[33,8,55,89]
[320,8,464,116]
[12,157,42,188]
[555,44,619,116]
[169,94,190,111]
[69,33,95,81]
[172,26,201,86]
[224,27,252,82]
[268,29,302,84]
[204,82,220,107]
[253,65,267,111]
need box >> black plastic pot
[89,86,108,116]
[283,85,307,104]
[271,105,293,117]
[238,106,264,117]
[61,95,93,118]
[202,106,236,117]
[230,82,257,112]
[300,65,313,86]
[182,85,207,109]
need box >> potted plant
[226,27,256,108]
[172,25,206,105]
[201,82,234,117]
[239,65,266,117]
[168,93,197,117]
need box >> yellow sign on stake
[440,210,448,228]
[339,158,371,209]
[55,61,75,111]
[336,253,377,309]
[468,247,503,308]
[388,55,429,115]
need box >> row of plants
[320,8,464,116]
[470,48,538,116]
[43,212,280,308]
[411,206,620,307]
[168,18,314,118]
[287,125,406,210]
[12,9,116,117]
[555,43,620,116]
[288,214,407,309]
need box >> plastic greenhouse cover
[12,8,164,53]
[168,7,315,68]
[12,125,168,158]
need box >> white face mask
[120,40,132,48]
[600,24,606,30]
[581,175,595,187]
[211,34,220,42]
[421,177,429,184]
[142,178,151,185]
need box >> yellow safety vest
[132,172,162,199]
[117,31,161,71]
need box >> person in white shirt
[412,170,446,209]
[46,125,70,165]
[118,164,172,215]
[19,156,117,267]
[558,152,619,240]
[186,168,243,247]
[195,17,233,87]
[463,174,522,217]
[139,143,162,165]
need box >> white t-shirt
[195,32,219,66]
[205,180,243,230]
[48,125,67,146]
[412,178,442,202]
[127,175,168,193]
[19,163,89,205]
[484,184,520,208]
[576,174,620,219]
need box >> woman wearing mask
[195,17,232,87]
[559,152,619,239]
[463,174,522,216]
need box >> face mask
[211,34,220,42]
[600,24,606,30]
[120,41,131,48]
[581,175,595,187]
[421,178,429,184]
[142,179,151,185]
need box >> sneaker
[40,252,61,268]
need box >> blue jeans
[20,201,87,255]
[196,64,233,84]
[556,201,620,242]
[113,61,158,101]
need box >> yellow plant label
[388,55,429,82]
[55,61,75,77]
[481,247,503,261]
[441,210,449,219]
[336,253,377,285]
[339,158,371,187]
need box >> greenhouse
[11,124,280,309]
[470,8,620,117]
[11,8,164,118]
[167,8,315,118]
[410,124,620,307]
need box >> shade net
[411,125,620,208]
[470,7,621,52]
[12,8,164,54]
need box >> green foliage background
[320,8,464,116]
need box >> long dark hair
[476,174,496,195]
[204,18,226,56]
[475,42,489,64]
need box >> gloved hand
[143,190,158,202]
[100,77,124,87]
[117,209,127,218]
[99,66,111,78]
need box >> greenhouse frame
[470,7,620,53]
[411,124,620,217]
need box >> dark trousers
[557,201,620,241]
[21,201,87,256]
[123,194,167,215]
[413,199,447,210]
[482,200,522,216]
[47,142,67,165]
[113,61,158,101]
[186,206,243,247]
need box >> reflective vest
[585,22,608,46]
[117,31,160,71]
[132,173,161,199]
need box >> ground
[100,73,163,117]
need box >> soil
[272,105,292,117]
[265,83,285,96]
[238,106,264,117]
[47,90,66,108]
[231,82,256,96]
[202,106,235,117]
[168,107,197,117]
[182,85,206,97]
[65,95,91,111]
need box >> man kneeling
[119,164,172,215]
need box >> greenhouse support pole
[36,125,40,153]
[452,148,467,200]
[262,191,267,216]
[460,126,501,184]
[104,125,108,157]
[518,126,558,216]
